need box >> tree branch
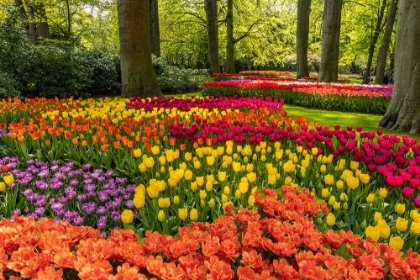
[233,19,262,44]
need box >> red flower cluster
[1,186,419,279]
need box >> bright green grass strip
[283,104,420,141]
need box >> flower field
[202,80,392,114]
[1,95,420,279]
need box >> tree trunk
[296,0,311,79]
[375,0,398,85]
[205,0,220,74]
[149,0,161,57]
[225,0,235,73]
[118,0,162,98]
[379,0,420,133]
[363,0,387,84]
[318,0,343,83]
[15,0,50,44]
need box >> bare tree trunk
[14,0,50,44]
[149,0,161,57]
[379,0,420,133]
[363,0,387,84]
[375,0,398,85]
[118,0,162,98]
[296,0,311,79]
[318,0,343,83]
[205,0,220,74]
[225,0,235,73]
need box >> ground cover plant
[202,80,392,114]
[0,95,420,278]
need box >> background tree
[296,0,311,78]
[318,0,342,82]
[14,0,49,44]
[362,0,387,84]
[205,0,220,74]
[375,0,398,85]
[379,0,420,133]
[149,0,161,57]
[118,0,161,97]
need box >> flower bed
[202,80,392,114]
[1,95,420,278]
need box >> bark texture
[149,0,161,57]
[318,0,343,83]
[379,0,420,133]
[118,0,161,98]
[225,0,235,73]
[205,0,220,74]
[363,0,387,84]
[375,0,399,85]
[296,0,311,79]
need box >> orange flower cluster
[1,186,419,279]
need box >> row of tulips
[0,96,420,250]
[201,80,391,113]
[1,186,420,279]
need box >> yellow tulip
[232,162,241,172]
[389,236,404,251]
[411,221,420,235]
[178,208,188,220]
[333,201,341,211]
[321,188,330,198]
[246,172,256,183]
[132,148,142,158]
[283,160,295,173]
[311,147,318,156]
[158,210,165,222]
[221,194,228,203]
[0,182,6,192]
[158,198,166,208]
[133,193,145,209]
[190,209,198,221]
[359,174,370,184]
[336,180,344,190]
[193,160,201,169]
[296,146,303,153]
[365,226,380,242]
[206,181,213,192]
[196,176,204,187]
[246,163,254,172]
[248,195,255,206]
[374,212,383,222]
[395,203,406,215]
[173,196,180,205]
[190,182,198,191]
[376,219,391,239]
[235,189,241,199]
[324,174,334,185]
[346,176,359,190]
[341,169,353,181]
[206,156,215,166]
[350,161,359,171]
[158,156,166,165]
[199,190,207,200]
[151,145,160,155]
[184,152,192,161]
[268,174,277,185]
[184,170,193,181]
[239,181,249,194]
[320,165,327,173]
[378,188,388,198]
[223,186,230,195]
[208,198,215,208]
[121,209,134,224]
[147,185,159,199]
[396,217,408,232]
[343,203,348,211]
[284,176,292,186]
[328,196,336,206]
[326,213,336,227]
[366,193,375,203]
[218,171,227,182]
[138,163,147,173]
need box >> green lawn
[284,104,420,141]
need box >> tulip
[190,182,198,191]
[199,190,207,200]
[343,202,349,210]
[158,156,166,165]
[193,160,201,169]
[0,182,5,192]
[132,148,142,158]
[378,188,387,198]
[395,203,406,214]
[333,202,341,211]
[365,226,380,242]
[151,145,160,155]
[396,217,408,232]
[206,156,215,166]
[326,213,336,227]
[3,174,14,186]
[178,208,188,220]
[196,176,204,187]
[350,161,359,171]
[411,221,420,235]
[324,174,334,185]
[389,236,404,251]
[190,209,198,221]
[376,219,391,239]
[415,197,420,209]
[321,188,330,198]
[328,196,336,206]
[173,196,180,205]
[158,210,165,222]
[336,180,344,190]
[402,187,414,199]
[121,209,134,224]
[184,170,193,181]
[346,176,359,190]
[218,171,227,182]
[374,212,382,222]
[320,165,327,173]
[235,190,241,199]
[366,193,375,203]
[208,198,215,208]
[184,152,192,161]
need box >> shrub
[0,73,20,98]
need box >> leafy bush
[0,73,20,98]
[152,55,208,93]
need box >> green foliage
[152,55,208,93]
[0,73,20,98]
